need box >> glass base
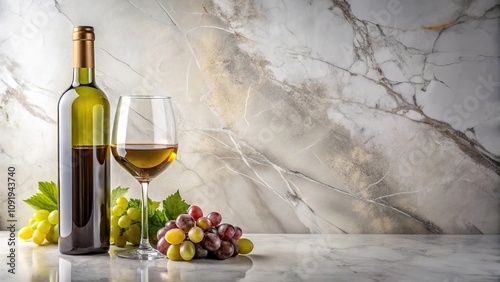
[117,246,166,260]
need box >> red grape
[230,238,239,257]
[188,205,203,220]
[176,214,195,233]
[156,237,171,255]
[201,233,221,251]
[233,226,243,239]
[194,243,208,259]
[207,212,222,226]
[206,226,217,234]
[215,240,234,260]
[165,220,177,230]
[157,227,168,241]
[156,205,249,261]
[217,223,235,240]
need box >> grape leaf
[162,190,190,221]
[126,198,167,244]
[111,186,129,206]
[128,198,160,216]
[23,182,59,211]
[148,198,160,211]
[148,209,166,244]
[128,199,141,210]
[24,194,58,211]
[38,181,58,205]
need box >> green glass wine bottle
[57,26,110,255]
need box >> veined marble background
[0,0,499,234]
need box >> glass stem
[139,181,151,250]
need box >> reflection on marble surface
[1,233,499,281]
[0,0,499,233]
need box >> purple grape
[194,243,208,259]
[217,223,235,240]
[176,214,195,233]
[156,237,171,255]
[188,205,203,220]
[206,226,218,234]
[157,227,168,241]
[215,240,234,260]
[230,238,239,257]
[201,233,221,251]
[165,220,178,230]
[233,226,243,239]
[207,212,222,226]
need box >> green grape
[165,228,185,245]
[116,196,128,209]
[31,221,38,231]
[188,226,204,243]
[167,244,182,261]
[110,215,119,227]
[126,230,140,245]
[110,226,120,239]
[52,224,59,243]
[112,205,125,216]
[128,224,141,237]
[180,241,195,261]
[37,220,51,234]
[33,210,50,221]
[125,224,141,245]
[48,210,59,225]
[127,207,141,221]
[237,238,254,254]
[118,215,132,228]
[29,217,36,225]
[45,226,55,243]
[32,230,46,246]
[19,226,33,240]
[196,217,212,230]
[115,233,127,248]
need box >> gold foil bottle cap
[73,26,95,41]
[72,26,95,68]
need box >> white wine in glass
[111,96,177,260]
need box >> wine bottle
[57,26,110,255]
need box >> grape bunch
[156,205,254,261]
[18,210,59,245]
[110,196,142,247]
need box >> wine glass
[111,96,177,260]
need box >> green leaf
[128,198,159,212]
[128,198,161,217]
[148,198,161,218]
[23,181,59,211]
[128,198,166,244]
[128,198,141,209]
[24,194,58,211]
[149,210,166,227]
[111,186,129,206]
[162,190,190,221]
[148,209,166,244]
[148,198,160,211]
[38,181,58,205]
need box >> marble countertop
[1,232,499,281]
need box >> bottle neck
[72,68,95,86]
[72,36,95,86]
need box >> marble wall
[0,0,499,234]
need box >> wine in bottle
[58,26,110,255]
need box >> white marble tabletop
[1,232,499,281]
